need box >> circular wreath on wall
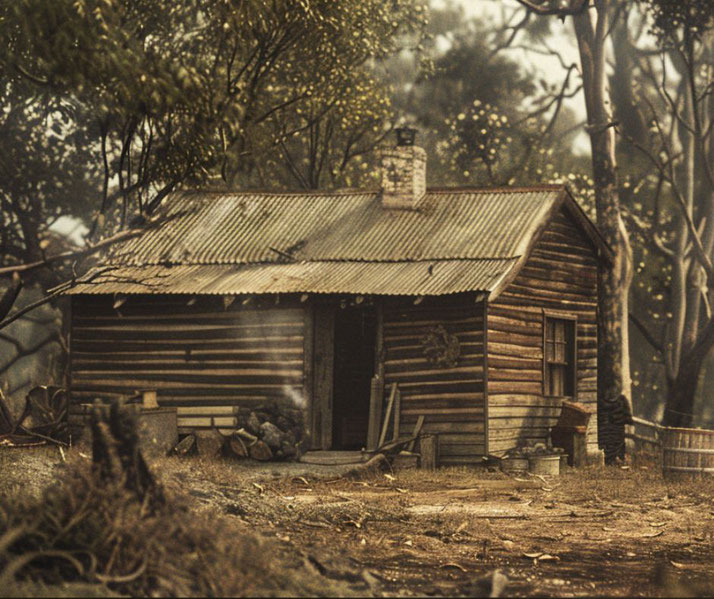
[421,325,460,368]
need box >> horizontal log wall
[69,295,307,433]
[383,295,486,465]
[487,207,599,456]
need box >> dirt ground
[3,446,714,597]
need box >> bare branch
[629,313,663,354]
[0,228,145,278]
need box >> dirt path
[159,458,714,597]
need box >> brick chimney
[380,127,426,209]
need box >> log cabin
[66,130,611,464]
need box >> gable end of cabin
[486,205,600,457]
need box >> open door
[331,305,377,450]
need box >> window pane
[552,364,565,396]
[555,339,565,362]
[544,317,576,397]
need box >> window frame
[542,310,578,399]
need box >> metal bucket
[528,455,560,476]
[663,426,714,478]
[501,456,529,473]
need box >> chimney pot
[395,126,417,146]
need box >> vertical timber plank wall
[312,304,335,450]
[487,206,599,456]
[382,295,486,465]
[69,294,306,432]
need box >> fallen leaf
[441,562,467,572]
[642,530,664,538]
[626,552,636,557]
[252,483,265,493]
[396,487,408,493]
[502,540,515,550]
[620,465,631,470]
[649,521,667,527]
[670,560,691,570]
[602,526,615,532]
[455,520,469,534]
[537,554,559,562]
[294,476,310,486]
[404,539,413,546]
[523,552,543,559]
[384,473,396,481]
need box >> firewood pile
[176,398,307,461]
[0,385,68,447]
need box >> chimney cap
[395,127,417,147]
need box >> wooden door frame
[310,298,383,451]
[312,302,335,450]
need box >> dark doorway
[332,305,377,449]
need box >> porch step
[299,451,368,465]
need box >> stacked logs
[177,399,307,462]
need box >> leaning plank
[392,387,401,442]
[377,383,398,449]
[406,415,425,452]
[367,374,383,451]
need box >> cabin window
[544,317,576,397]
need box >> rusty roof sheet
[66,259,516,296]
[109,187,564,265]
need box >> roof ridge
[108,256,522,267]
[174,188,380,197]
[425,184,565,194]
[170,184,565,199]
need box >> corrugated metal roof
[109,187,563,265]
[67,184,597,296]
[67,259,516,296]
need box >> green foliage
[0,0,428,230]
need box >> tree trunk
[664,354,703,427]
[573,4,633,456]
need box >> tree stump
[90,399,163,505]
[419,434,439,470]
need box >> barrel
[662,426,714,477]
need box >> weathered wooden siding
[487,206,599,456]
[382,295,486,464]
[69,295,307,433]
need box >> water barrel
[662,426,714,477]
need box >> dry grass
[0,457,352,597]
